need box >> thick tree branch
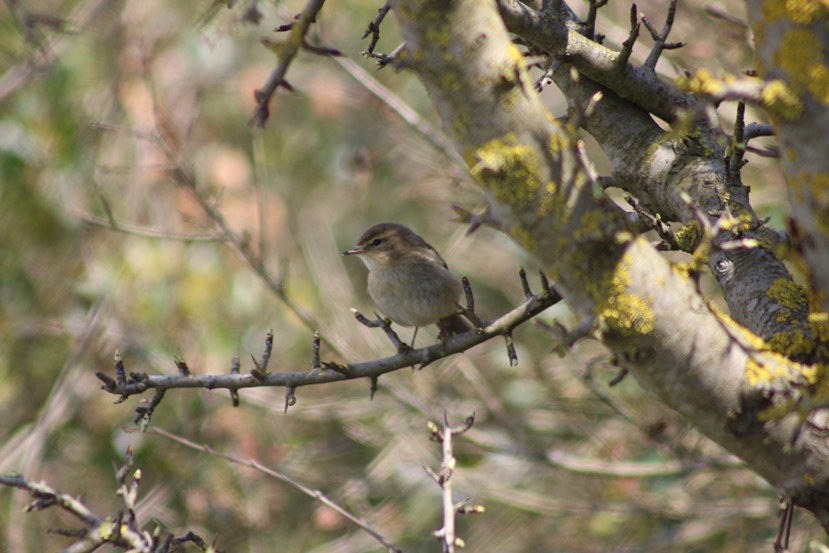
[389,0,829,529]
[496,0,694,123]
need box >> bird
[343,223,473,340]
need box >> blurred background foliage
[0,0,820,552]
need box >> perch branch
[97,281,563,409]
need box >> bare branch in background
[0,447,221,553]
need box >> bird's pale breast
[367,262,462,327]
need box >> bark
[389,0,829,529]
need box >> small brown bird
[343,223,473,339]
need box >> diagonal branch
[497,0,695,122]
[249,0,326,128]
[146,427,403,553]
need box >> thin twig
[726,101,747,187]
[427,412,477,552]
[250,0,327,128]
[643,0,685,70]
[75,212,226,242]
[148,128,349,357]
[0,447,217,553]
[584,0,609,41]
[361,1,391,55]
[617,4,640,70]
[332,56,467,171]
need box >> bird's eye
[371,238,383,247]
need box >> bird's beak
[342,245,364,256]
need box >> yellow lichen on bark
[675,221,701,253]
[809,312,829,341]
[772,27,829,109]
[791,172,829,240]
[595,244,655,338]
[745,357,780,386]
[768,278,808,308]
[766,328,817,357]
[761,80,805,120]
[708,301,767,350]
[763,0,829,24]
[467,133,543,206]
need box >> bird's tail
[437,313,474,339]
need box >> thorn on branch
[537,314,593,355]
[775,492,794,553]
[370,376,378,400]
[95,370,115,390]
[310,331,321,371]
[519,266,533,299]
[539,270,551,296]
[457,502,486,515]
[617,4,640,70]
[351,309,410,353]
[451,410,476,435]
[625,195,679,250]
[549,0,564,20]
[462,276,475,314]
[230,354,240,407]
[135,389,165,431]
[114,348,126,386]
[456,277,485,329]
[643,0,684,70]
[321,361,350,376]
[364,42,405,69]
[608,367,630,386]
[585,0,610,41]
[451,203,496,235]
[284,386,296,414]
[173,355,191,376]
[536,319,570,357]
[534,60,562,92]
[743,122,774,141]
[251,329,274,379]
[362,1,391,55]
[300,40,343,57]
[423,463,442,484]
[503,331,518,367]
[567,90,603,133]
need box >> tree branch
[389,0,829,529]
[97,281,563,411]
